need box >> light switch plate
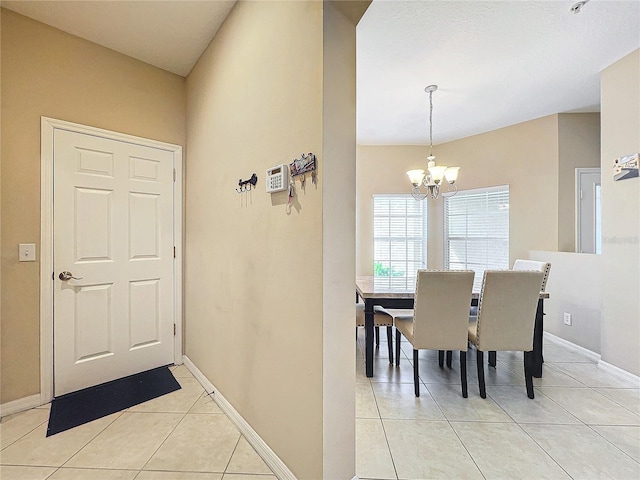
[19,243,36,262]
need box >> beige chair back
[474,270,544,351]
[412,270,475,351]
[513,259,551,292]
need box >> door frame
[40,117,183,404]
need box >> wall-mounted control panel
[613,152,639,181]
[266,164,288,193]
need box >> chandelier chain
[428,89,433,157]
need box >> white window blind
[373,195,427,290]
[444,186,509,290]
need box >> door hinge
[174,324,176,336]
[173,169,176,182]
[173,246,176,258]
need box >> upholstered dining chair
[485,259,552,368]
[513,259,551,291]
[468,270,545,399]
[380,270,475,397]
[356,303,395,364]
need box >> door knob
[59,271,83,281]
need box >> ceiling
[1,0,236,76]
[357,0,640,144]
[2,1,639,145]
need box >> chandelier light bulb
[407,169,426,186]
[428,165,447,184]
[445,166,460,184]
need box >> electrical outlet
[563,312,572,326]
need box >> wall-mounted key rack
[236,173,258,193]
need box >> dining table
[356,275,549,378]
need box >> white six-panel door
[53,128,175,396]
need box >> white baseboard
[597,360,640,386]
[182,356,296,480]
[0,394,42,418]
[182,356,214,394]
[544,332,640,384]
[543,332,601,362]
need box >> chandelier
[407,85,460,200]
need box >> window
[373,195,427,289]
[444,186,509,290]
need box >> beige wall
[600,49,640,376]
[185,1,357,478]
[0,9,186,403]
[557,113,601,251]
[322,2,357,478]
[357,113,602,274]
[0,10,3,405]
[531,251,602,353]
[357,115,561,274]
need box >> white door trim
[40,117,183,404]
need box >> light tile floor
[0,366,276,480]
[356,330,640,479]
[3,336,640,480]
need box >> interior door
[53,128,175,396]
[576,168,601,254]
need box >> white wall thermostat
[266,164,288,193]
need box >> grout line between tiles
[138,409,191,473]
[369,378,399,480]
[585,423,640,465]
[447,420,487,480]
[39,466,140,479]
[58,410,125,469]
[514,421,574,479]
[538,384,640,426]
[549,362,637,390]
[0,412,50,452]
[590,387,640,418]
[533,386,588,425]
[223,433,243,475]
